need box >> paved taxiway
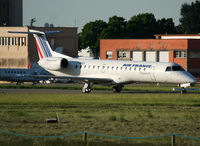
[0,88,198,94]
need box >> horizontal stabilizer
[8,31,44,35]
[8,30,61,35]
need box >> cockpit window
[172,66,184,71]
[166,66,172,71]
[165,66,185,72]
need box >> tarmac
[0,88,197,94]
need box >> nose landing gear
[82,82,91,93]
[181,87,187,94]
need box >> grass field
[0,84,200,145]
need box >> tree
[179,0,200,33]
[79,20,107,58]
[100,16,127,39]
[157,18,177,34]
[126,13,157,38]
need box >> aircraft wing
[23,74,114,84]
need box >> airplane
[0,65,51,85]
[8,30,197,94]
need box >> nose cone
[184,72,197,84]
[187,76,197,84]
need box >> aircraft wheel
[82,88,91,93]
[181,88,187,94]
[112,86,122,93]
[82,82,91,93]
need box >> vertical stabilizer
[29,30,53,59]
[8,29,72,59]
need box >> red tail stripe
[35,39,43,58]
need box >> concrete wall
[0,27,28,68]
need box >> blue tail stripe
[40,37,52,57]
[38,37,48,57]
[39,37,49,57]
[37,37,47,57]
[43,40,52,57]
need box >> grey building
[0,0,23,26]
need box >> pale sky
[23,0,195,32]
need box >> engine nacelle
[38,57,68,71]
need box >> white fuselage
[43,57,196,85]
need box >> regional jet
[8,30,196,93]
[0,66,51,85]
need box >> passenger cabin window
[165,66,184,72]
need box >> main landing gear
[82,82,124,93]
[82,82,91,93]
[112,85,123,93]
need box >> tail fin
[29,30,53,59]
[8,29,71,59]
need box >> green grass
[0,93,199,106]
[0,87,200,145]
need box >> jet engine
[38,57,68,71]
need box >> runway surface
[0,88,197,94]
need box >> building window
[8,37,10,45]
[21,37,26,46]
[2,37,4,45]
[0,37,26,46]
[106,51,113,59]
[11,37,14,45]
[117,51,131,60]
[174,51,186,58]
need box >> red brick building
[100,35,200,78]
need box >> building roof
[155,34,200,39]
